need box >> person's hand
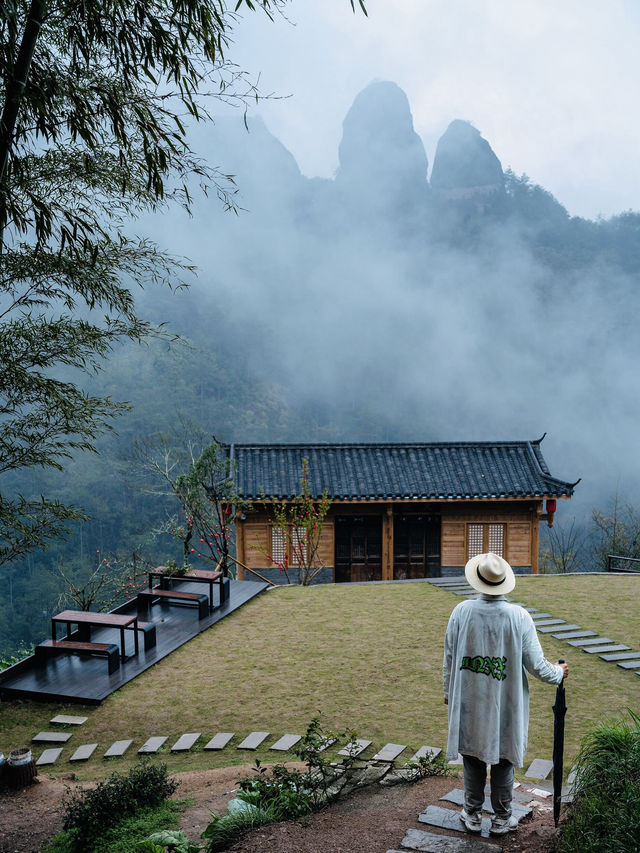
[444,696,448,705]
[557,661,569,679]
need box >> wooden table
[51,610,139,660]
[148,569,227,612]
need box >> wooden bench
[35,640,120,674]
[137,588,209,619]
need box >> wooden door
[393,514,441,579]
[334,516,382,582]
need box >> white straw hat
[465,552,516,595]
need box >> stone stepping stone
[410,745,442,762]
[538,623,581,634]
[552,630,597,640]
[567,767,577,785]
[104,739,133,757]
[138,736,168,754]
[50,715,87,726]
[529,613,552,620]
[453,590,475,595]
[583,644,630,654]
[372,743,407,762]
[36,747,63,766]
[269,734,301,752]
[440,787,531,819]
[338,738,372,757]
[599,650,640,661]
[32,732,72,743]
[204,732,234,750]
[616,659,640,669]
[70,743,97,762]
[397,827,503,852]
[525,758,553,779]
[237,731,270,750]
[568,637,613,647]
[418,805,493,839]
[317,736,337,752]
[171,733,201,752]
[447,753,464,765]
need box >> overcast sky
[227,0,640,220]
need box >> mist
[132,80,640,520]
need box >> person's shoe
[490,814,519,835]
[459,809,482,833]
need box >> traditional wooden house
[230,437,578,583]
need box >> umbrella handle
[559,658,566,682]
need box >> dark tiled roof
[229,439,578,501]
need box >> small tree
[264,459,331,585]
[55,549,151,611]
[129,424,244,577]
[589,493,640,571]
[539,518,585,574]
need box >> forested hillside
[3,80,640,654]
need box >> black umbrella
[552,660,567,827]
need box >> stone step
[104,739,133,757]
[171,733,201,752]
[397,827,504,852]
[70,743,98,762]
[373,743,407,762]
[538,624,581,634]
[598,650,640,661]
[36,747,63,766]
[338,738,372,757]
[529,613,553,620]
[583,644,630,654]
[269,734,301,752]
[532,619,566,627]
[204,732,234,750]
[410,745,442,763]
[418,805,493,839]
[138,736,168,754]
[524,758,553,779]
[616,659,640,670]
[50,715,87,726]
[237,731,270,750]
[32,731,72,744]
[552,630,597,640]
[440,788,531,819]
[568,637,613,647]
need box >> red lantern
[546,499,557,514]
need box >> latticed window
[271,525,308,566]
[291,526,308,566]
[467,524,484,559]
[271,527,286,565]
[467,523,506,559]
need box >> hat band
[476,566,505,587]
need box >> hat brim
[465,553,516,595]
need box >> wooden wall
[237,500,543,579]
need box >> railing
[607,555,640,573]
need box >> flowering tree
[265,459,331,585]
[55,550,151,611]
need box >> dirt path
[0,767,559,853]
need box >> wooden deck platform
[0,578,268,705]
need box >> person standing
[442,552,568,836]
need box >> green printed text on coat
[460,655,508,681]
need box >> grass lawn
[1,575,638,783]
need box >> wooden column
[531,504,541,574]
[382,504,394,581]
[235,514,246,581]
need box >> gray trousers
[462,755,514,820]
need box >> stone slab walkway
[394,827,504,852]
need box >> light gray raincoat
[443,595,563,767]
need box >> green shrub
[558,710,640,853]
[201,803,280,853]
[61,762,179,851]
